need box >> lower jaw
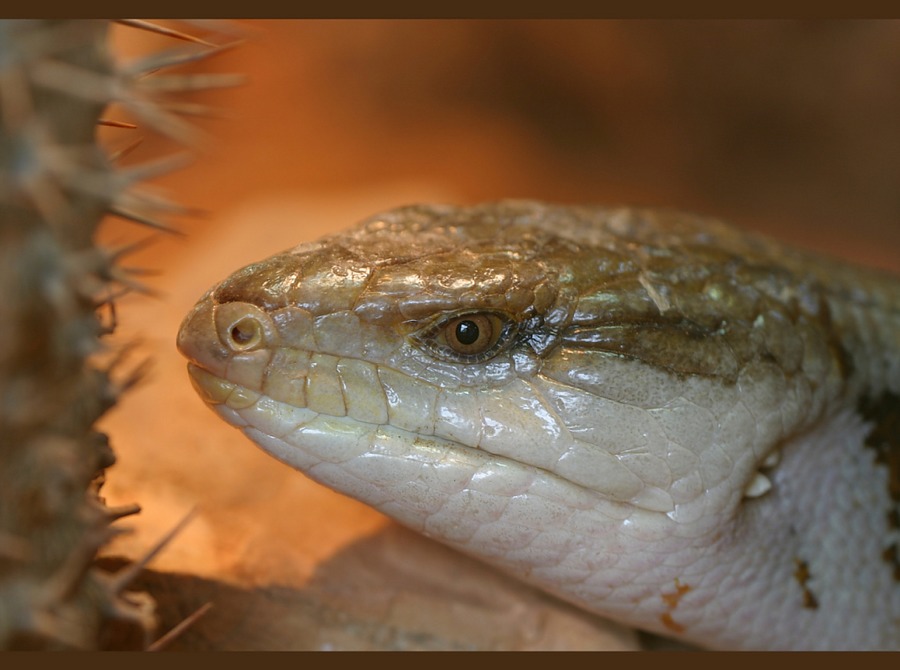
[187,363,236,405]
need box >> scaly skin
[177,201,900,650]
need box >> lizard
[176,201,900,650]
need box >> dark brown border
[5,3,900,19]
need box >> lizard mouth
[185,362,609,527]
[189,361,519,465]
[188,361,496,463]
[187,363,239,406]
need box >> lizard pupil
[455,320,480,345]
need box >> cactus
[0,19,236,650]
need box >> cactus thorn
[104,236,159,263]
[107,136,144,163]
[125,39,245,78]
[109,508,198,595]
[147,602,213,651]
[98,119,137,129]
[116,152,194,185]
[108,204,184,236]
[121,97,210,148]
[135,72,246,93]
[103,503,142,521]
[115,20,218,48]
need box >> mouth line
[187,363,242,405]
[185,362,617,512]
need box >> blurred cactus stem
[0,19,239,649]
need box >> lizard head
[177,201,853,648]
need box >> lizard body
[177,202,900,649]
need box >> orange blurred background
[106,19,900,271]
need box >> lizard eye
[445,314,498,355]
[411,310,517,363]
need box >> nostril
[228,316,262,350]
[213,301,279,353]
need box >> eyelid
[409,309,518,364]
